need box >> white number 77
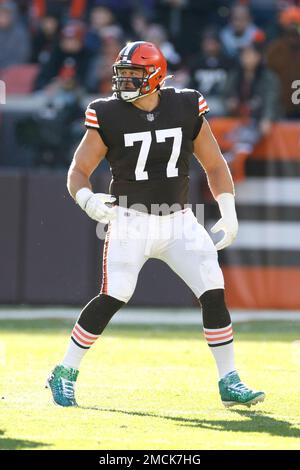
[124,127,182,181]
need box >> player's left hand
[211,193,238,250]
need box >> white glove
[75,187,116,224]
[210,193,238,250]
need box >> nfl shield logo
[146,113,154,121]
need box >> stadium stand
[0,64,39,94]
[0,0,300,309]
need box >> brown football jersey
[84,87,209,214]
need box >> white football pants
[100,206,224,302]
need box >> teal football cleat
[46,364,79,407]
[219,371,265,408]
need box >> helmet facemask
[112,64,159,102]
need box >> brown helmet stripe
[120,41,145,62]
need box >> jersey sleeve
[84,103,100,129]
[196,91,210,116]
[192,90,209,139]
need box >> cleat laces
[229,382,250,395]
[61,378,76,400]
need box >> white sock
[62,339,89,369]
[62,323,100,370]
[203,324,236,379]
[209,342,236,379]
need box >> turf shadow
[0,430,50,450]
[79,407,300,440]
[174,410,300,440]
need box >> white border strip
[0,308,300,323]
[235,178,300,206]
[207,221,300,250]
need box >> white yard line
[0,308,300,324]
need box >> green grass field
[1,318,300,450]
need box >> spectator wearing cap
[223,32,280,181]
[220,3,259,58]
[266,7,300,119]
[0,0,31,69]
[189,28,234,116]
[34,20,92,91]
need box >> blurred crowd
[0,0,300,169]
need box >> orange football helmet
[112,41,168,102]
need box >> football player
[46,42,265,408]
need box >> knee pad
[199,288,231,329]
[105,268,138,303]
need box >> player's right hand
[75,188,116,224]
